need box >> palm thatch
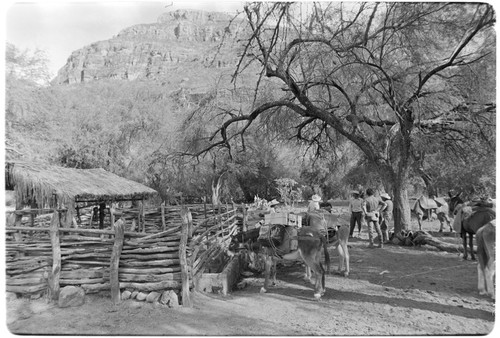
[5,161,158,208]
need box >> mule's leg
[469,234,476,261]
[462,231,468,260]
[341,242,350,277]
[299,252,325,299]
[477,263,487,296]
[260,254,273,293]
[314,261,326,298]
[271,257,277,286]
[485,264,495,299]
[337,244,344,274]
[304,266,312,282]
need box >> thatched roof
[5,161,158,207]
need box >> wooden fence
[5,203,244,305]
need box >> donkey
[476,220,495,299]
[252,225,330,299]
[453,204,495,260]
[305,212,350,276]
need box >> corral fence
[5,203,245,306]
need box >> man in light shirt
[348,191,364,238]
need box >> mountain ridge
[52,9,246,86]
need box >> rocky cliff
[52,10,247,88]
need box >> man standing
[363,189,387,248]
[349,191,364,238]
[380,193,393,243]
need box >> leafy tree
[5,43,51,85]
[194,2,495,232]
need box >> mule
[304,212,350,276]
[411,196,438,230]
[411,196,453,231]
[254,225,330,299]
[452,204,495,260]
[475,220,495,299]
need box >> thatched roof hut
[5,161,158,209]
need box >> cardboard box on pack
[264,212,302,227]
[264,213,288,225]
[288,214,302,228]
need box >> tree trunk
[392,179,412,233]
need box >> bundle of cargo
[264,212,302,227]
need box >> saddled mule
[411,196,452,231]
[302,212,350,276]
[252,225,330,299]
[453,204,495,260]
[411,196,438,230]
[476,220,495,299]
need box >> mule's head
[240,241,266,272]
[448,191,464,217]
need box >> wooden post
[14,198,23,227]
[30,200,37,227]
[203,197,207,220]
[161,202,166,231]
[76,205,81,224]
[65,203,76,228]
[99,202,106,229]
[180,207,192,307]
[110,216,125,304]
[242,205,248,232]
[138,199,145,233]
[47,210,61,301]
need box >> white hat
[380,193,391,200]
[269,199,280,206]
[311,194,322,202]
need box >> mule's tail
[322,235,330,273]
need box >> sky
[3,0,246,78]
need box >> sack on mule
[258,224,285,247]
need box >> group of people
[305,190,393,248]
[349,188,393,248]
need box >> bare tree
[193,2,495,232]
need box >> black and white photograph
[3,0,496,335]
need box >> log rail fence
[5,203,245,306]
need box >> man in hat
[308,194,322,213]
[380,192,393,243]
[268,199,280,213]
[349,190,364,238]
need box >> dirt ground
[5,219,495,336]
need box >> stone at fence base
[121,290,132,300]
[6,292,17,302]
[136,292,148,301]
[58,286,85,308]
[160,290,179,308]
[131,290,139,299]
[146,291,161,303]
